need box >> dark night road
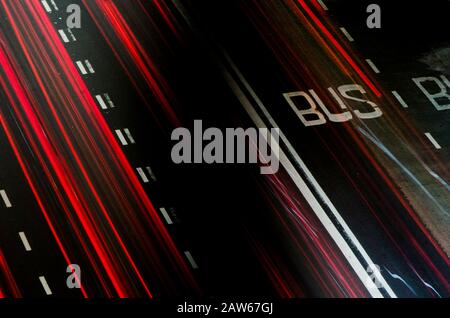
[0,0,449,299]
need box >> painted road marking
[58,29,70,43]
[425,133,442,150]
[18,232,32,252]
[67,28,77,42]
[95,95,108,110]
[146,166,157,182]
[223,53,396,298]
[340,27,354,42]
[136,167,149,183]
[366,59,381,74]
[317,0,328,11]
[184,251,199,269]
[50,0,58,11]
[39,276,52,295]
[392,91,409,108]
[124,129,136,144]
[41,0,52,13]
[115,129,129,146]
[76,61,88,75]
[159,207,173,225]
[0,190,12,208]
[84,60,95,74]
[104,94,115,108]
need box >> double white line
[222,52,396,298]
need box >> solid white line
[392,91,409,108]
[115,130,128,146]
[0,190,12,208]
[84,60,95,74]
[223,53,396,298]
[58,29,69,43]
[366,59,381,74]
[184,251,199,269]
[425,133,442,150]
[76,61,87,75]
[39,276,52,295]
[41,0,52,12]
[95,95,108,110]
[136,167,149,183]
[159,207,173,225]
[340,27,354,42]
[317,0,328,10]
[18,232,32,252]
[124,129,136,144]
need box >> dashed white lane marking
[41,0,52,12]
[146,166,157,182]
[39,276,53,295]
[115,129,135,145]
[95,95,108,110]
[392,91,409,108]
[425,133,442,150]
[58,29,70,43]
[0,190,12,208]
[317,0,328,11]
[96,94,115,109]
[340,27,354,42]
[104,94,115,108]
[50,0,58,11]
[18,232,32,252]
[366,59,381,74]
[84,60,95,74]
[136,167,149,183]
[115,129,129,146]
[159,207,173,225]
[124,128,136,144]
[67,28,77,42]
[184,251,198,269]
[76,61,88,75]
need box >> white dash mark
[136,167,149,183]
[84,60,95,74]
[392,91,408,108]
[392,91,409,108]
[184,251,199,269]
[50,0,58,11]
[0,190,12,208]
[104,94,115,108]
[115,130,128,146]
[95,95,108,110]
[58,29,69,43]
[39,276,53,295]
[67,28,77,41]
[317,0,328,11]
[340,27,354,42]
[425,133,442,150]
[41,0,52,12]
[76,61,87,75]
[146,166,157,182]
[366,59,380,73]
[159,207,173,225]
[124,129,136,144]
[18,232,32,252]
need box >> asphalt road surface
[0,0,448,298]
